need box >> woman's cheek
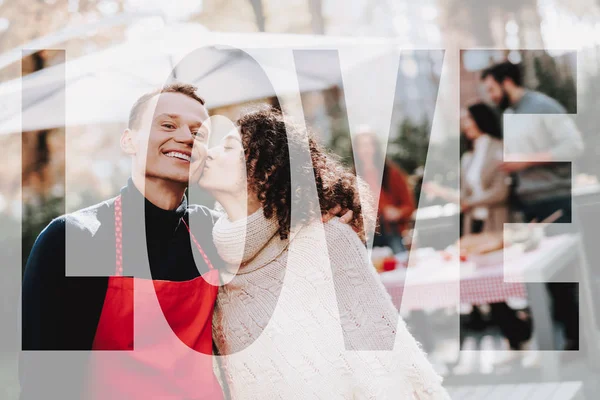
[235,157,248,192]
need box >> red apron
[86,195,224,400]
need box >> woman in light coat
[460,102,532,354]
[460,102,509,235]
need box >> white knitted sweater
[212,209,450,399]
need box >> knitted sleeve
[324,219,450,399]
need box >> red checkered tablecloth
[380,235,577,311]
[383,274,527,312]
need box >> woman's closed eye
[193,130,207,140]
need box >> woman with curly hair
[199,107,449,399]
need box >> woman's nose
[206,147,218,160]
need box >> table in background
[409,183,600,250]
[447,381,584,400]
[380,234,600,380]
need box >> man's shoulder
[25,198,117,278]
[53,197,116,238]
[526,90,566,113]
[488,136,504,149]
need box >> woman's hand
[322,205,354,224]
[382,206,403,222]
[460,201,472,213]
[422,181,459,203]
[499,152,553,172]
[499,160,531,173]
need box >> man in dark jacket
[20,83,224,399]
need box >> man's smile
[163,150,192,163]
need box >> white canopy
[0,23,398,134]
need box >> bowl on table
[505,225,544,252]
[457,232,517,268]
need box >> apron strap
[181,218,215,271]
[113,195,215,277]
[115,195,124,276]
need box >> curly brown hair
[237,107,374,242]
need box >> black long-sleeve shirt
[20,179,221,399]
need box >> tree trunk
[21,50,66,272]
[308,0,325,34]
[248,0,266,32]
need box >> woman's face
[199,130,247,195]
[355,134,377,162]
[461,109,481,141]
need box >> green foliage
[388,116,431,174]
[327,122,354,166]
[574,66,600,175]
[21,196,64,275]
[326,113,435,175]
[533,56,577,114]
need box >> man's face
[482,75,510,110]
[127,92,210,185]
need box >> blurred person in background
[425,103,534,354]
[423,103,509,232]
[482,61,584,351]
[353,126,416,253]
[461,102,534,360]
[481,61,583,225]
[460,102,508,235]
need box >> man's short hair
[128,82,206,129]
[481,61,523,86]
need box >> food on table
[457,225,544,267]
[371,246,393,273]
[458,232,504,258]
[382,257,397,272]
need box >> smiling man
[20,83,224,400]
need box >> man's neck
[132,175,186,211]
[509,87,526,107]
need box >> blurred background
[2,0,597,262]
[3,0,600,398]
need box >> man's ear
[502,77,515,90]
[120,128,136,155]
